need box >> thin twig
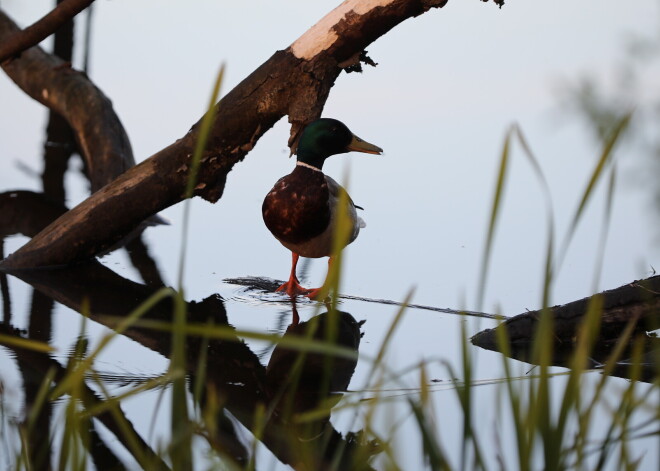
[337,293,504,320]
[223,277,504,320]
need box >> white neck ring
[296,161,322,172]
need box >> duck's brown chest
[262,167,331,245]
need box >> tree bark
[471,275,660,381]
[472,275,660,346]
[0,0,94,64]
[0,0,506,270]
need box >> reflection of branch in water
[224,276,503,320]
[15,330,53,469]
[43,110,75,202]
[125,235,166,287]
[6,263,378,469]
[19,286,56,469]
[28,290,53,343]
[0,323,168,470]
[89,371,168,389]
[86,417,126,471]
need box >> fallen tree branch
[0,0,94,64]
[471,276,660,381]
[472,276,660,347]
[1,0,503,270]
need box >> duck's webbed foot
[276,252,331,300]
[276,277,311,297]
[304,286,329,300]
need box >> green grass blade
[367,290,413,385]
[477,127,511,310]
[494,323,530,470]
[178,64,225,290]
[557,112,631,267]
[51,286,175,400]
[590,165,617,292]
[512,125,556,308]
[408,398,451,470]
[127,318,360,361]
[170,292,192,470]
[0,334,55,353]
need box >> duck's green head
[296,118,383,170]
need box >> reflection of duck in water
[262,118,382,298]
[267,308,364,415]
[266,308,377,469]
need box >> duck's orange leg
[305,257,333,300]
[276,252,312,297]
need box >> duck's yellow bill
[348,134,383,155]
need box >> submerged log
[471,276,660,382]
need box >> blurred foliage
[559,17,660,234]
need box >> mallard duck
[262,118,383,298]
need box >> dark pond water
[1,1,659,469]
